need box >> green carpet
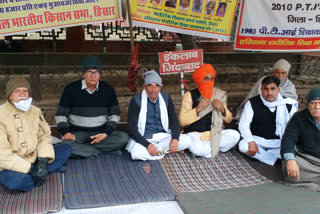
[177,183,320,214]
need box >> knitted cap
[82,55,101,73]
[307,86,320,106]
[273,59,291,74]
[144,70,163,86]
[6,75,31,97]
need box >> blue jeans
[0,144,71,192]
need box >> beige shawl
[198,88,226,157]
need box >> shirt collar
[81,79,99,93]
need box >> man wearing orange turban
[179,64,240,158]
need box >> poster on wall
[235,0,320,51]
[131,0,239,40]
[0,0,122,36]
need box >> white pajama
[126,132,191,161]
[238,135,281,166]
[186,129,240,158]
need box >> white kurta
[186,129,240,158]
[126,132,191,161]
[238,96,296,166]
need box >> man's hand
[62,133,76,140]
[211,99,225,114]
[147,144,159,156]
[169,139,179,153]
[286,159,300,181]
[196,98,210,113]
[247,141,259,156]
[90,133,107,144]
[29,158,49,186]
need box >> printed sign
[235,0,320,51]
[159,49,203,74]
[0,0,121,36]
[131,0,238,40]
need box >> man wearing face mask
[0,76,71,191]
[179,64,240,158]
[236,59,298,121]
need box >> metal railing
[0,58,319,100]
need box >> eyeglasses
[203,77,215,81]
[85,71,100,76]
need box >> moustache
[17,97,28,101]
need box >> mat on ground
[0,173,63,214]
[160,150,270,193]
[64,151,175,209]
[177,182,320,214]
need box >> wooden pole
[51,29,56,52]
[102,23,107,53]
[125,0,134,53]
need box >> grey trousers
[282,151,320,192]
[60,131,129,159]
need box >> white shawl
[259,93,297,139]
[137,89,170,136]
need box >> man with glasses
[55,55,128,159]
[179,64,240,158]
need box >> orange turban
[192,64,216,99]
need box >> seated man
[55,55,129,159]
[126,70,191,160]
[238,76,297,165]
[281,86,320,191]
[179,64,240,158]
[236,59,298,120]
[0,76,71,191]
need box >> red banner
[128,43,139,93]
[159,49,203,75]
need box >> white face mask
[13,97,33,112]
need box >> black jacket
[127,91,180,148]
[281,109,320,159]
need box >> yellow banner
[0,0,121,36]
[131,0,238,40]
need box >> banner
[235,0,320,51]
[128,43,139,93]
[131,0,238,40]
[159,49,203,74]
[0,0,121,36]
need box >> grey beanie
[307,86,320,106]
[82,55,101,74]
[144,70,163,86]
[273,59,291,74]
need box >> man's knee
[238,139,248,153]
[228,130,241,143]
[190,146,207,157]
[130,143,148,160]
[110,131,129,145]
[3,173,34,191]
[189,140,210,157]
[179,134,192,149]
[54,144,72,157]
